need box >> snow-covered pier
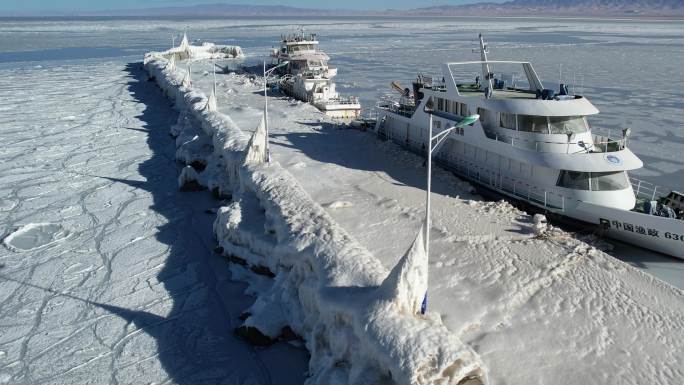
[143,40,684,384]
[145,44,486,385]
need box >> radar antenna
[474,34,494,98]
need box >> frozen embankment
[144,48,486,384]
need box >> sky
[0,0,494,15]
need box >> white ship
[374,34,684,259]
[270,30,361,120]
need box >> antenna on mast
[474,34,494,98]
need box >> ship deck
[456,83,538,99]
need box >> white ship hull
[574,202,684,259]
[281,78,360,119]
[376,113,684,259]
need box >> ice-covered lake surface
[1,16,683,384]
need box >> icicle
[377,226,428,315]
[206,87,217,112]
[167,54,176,70]
[244,114,268,165]
[182,63,192,88]
[180,32,190,51]
[181,71,191,88]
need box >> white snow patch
[532,214,548,235]
[288,161,306,169]
[322,200,354,209]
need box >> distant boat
[270,29,361,120]
[373,34,684,259]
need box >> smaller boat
[270,29,361,120]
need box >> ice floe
[3,223,68,252]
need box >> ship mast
[477,34,494,98]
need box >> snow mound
[3,223,68,252]
[145,52,487,385]
[323,200,354,209]
[532,214,548,235]
[144,32,244,63]
[378,227,428,315]
[479,200,519,215]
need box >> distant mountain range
[79,4,350,17]
[409,0,684,16]
[7,1,684,18]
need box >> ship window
[518,115,549,133]
[290,44,313,52]
[549,116,587,134]
[437,98,444,111]
[590,171,630,191]
[557,171,629,191]
[557,171,590,190]
[500,112,516,129]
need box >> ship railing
[435,151,568,212]
[374,123,569,211]
[425,78,447,92]
[376,99,415,118]
[485,130,627,154]
[590,127,627,152]
[359,108,379,121]
[630,176,669,202]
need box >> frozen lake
[0,30,309,385]
[2,17,683,189]
[0,16,683,383]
